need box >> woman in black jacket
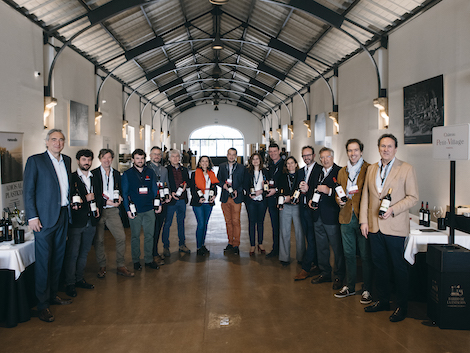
[243,152,268,256]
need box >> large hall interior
[1,0,470,352]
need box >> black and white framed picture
[403,75,444,144]
[69,100,89,146]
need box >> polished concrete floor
[2,202,470,353]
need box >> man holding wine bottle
[147,146,170,265]
[333,139,373,304]
[161,149,191,256]
[24,129,72,322]
[64,149,102,298]
[122,149,162,271]
[217,147,245,255]
[360,134,419,322]
[309,147,345,290]
[92,149,134,278]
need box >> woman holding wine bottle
[243,152,268,256]
[278,156,305,266]
[190,156,219,256]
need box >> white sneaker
[334,286,356,298]
[360,290,373,304]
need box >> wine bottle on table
[424,202,431,227]
[378,188,392,217]
[419,201,424,225]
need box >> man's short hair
[132,149,146,159]
[302,146,315,155]
[345,139,364,152]
[319,147,334,157]
[269,143,280,150]
[76,149,94,160]
[98,148,114,159]
[228,147,237,154]
[169,149,181,158]
[150,146,162,152]
[46,129,65,141]
[378,133,398,148]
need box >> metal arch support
[140,77,292,121]
[123,62,300,120]
[261,0,383,97]
[157,88,281,122]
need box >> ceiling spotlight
[214,106,219,111]
[209,0,229,5]
[212,33,224,50]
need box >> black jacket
[243,168,268,205]
[167,164,190,205]
[70,171,102,228]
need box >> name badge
[102,192,110,200]
[348,185,359,194]
[139,187,148,194]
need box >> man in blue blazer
[217,148,245,255]
[23,129,73,323]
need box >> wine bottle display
[379,188,392,217]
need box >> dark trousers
[153,205,167,256]
[162,199,186,248]
[246,200,267,246]
[369,231,409,309]
[34,207,68,310]
[300,205,317,271]
[314,217,345,280]
[267,196,280,253]
[64,221,96,285]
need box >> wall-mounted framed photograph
[69,100,89,146]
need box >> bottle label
[130,204,137,213]
[264,183,269,192]
[197,190,204,197]
[380,199,391,212]
[72,195,81,204]
[419,212,423,220]
[164,188,169,195]
[250,188,255,195]
[154,198,161,207]
[228,186,234,193]
[209,190,214,197]
[176,187,184,197]
[278,195,284,205]
[113,190,119,200]
[335,186,346,198]
[312,192,321,203]
[424,213,429,222]
[159,189,165,198]
[293,190,300,199]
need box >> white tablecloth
[0,232,35,280]
[404,215,470,265]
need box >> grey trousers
[130,209,155,263]
[314,217,345,279]
[279,204,305,262]
[94,207,127,268]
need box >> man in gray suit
[24,129,73,322]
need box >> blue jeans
[162,199,187,248]
[64,221,96,285]
[192,204,213,248]
[246,200,267,246]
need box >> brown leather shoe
[97,267,106,278]
[117,266,135,277]
[39,308,55,322]
[294,269,311,281]
[153,256,165,266]
[50,296,72,305]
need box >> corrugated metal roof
[5,0,439,118]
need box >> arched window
[189,125,244,159]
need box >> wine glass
[432,206,443,221]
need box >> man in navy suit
[309,147,345,290]
[24,129,73,323]
[217,148,245,255]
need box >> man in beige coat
[360,133,418,322]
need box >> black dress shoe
[65,285,77,298]
[38,308,55,322]
[145,261,160,269]
[134,262,142,271]
[75,279,94,289]
[389,307,407,322]
[311,275,332,284]
[224,244,233,253]
[50,296,72,305]
[310,265,321,276]
[197,248,206,256]
[201,245,210,254]
[280,261,290,267]
[266,250,279,259]
[232,246,240,255]
[364,301,390,313]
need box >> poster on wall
[69,100,89,146]
[0,132,24,211]
[315,112,326,146]
[403,75,444,144]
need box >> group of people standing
[24,129,418,324]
